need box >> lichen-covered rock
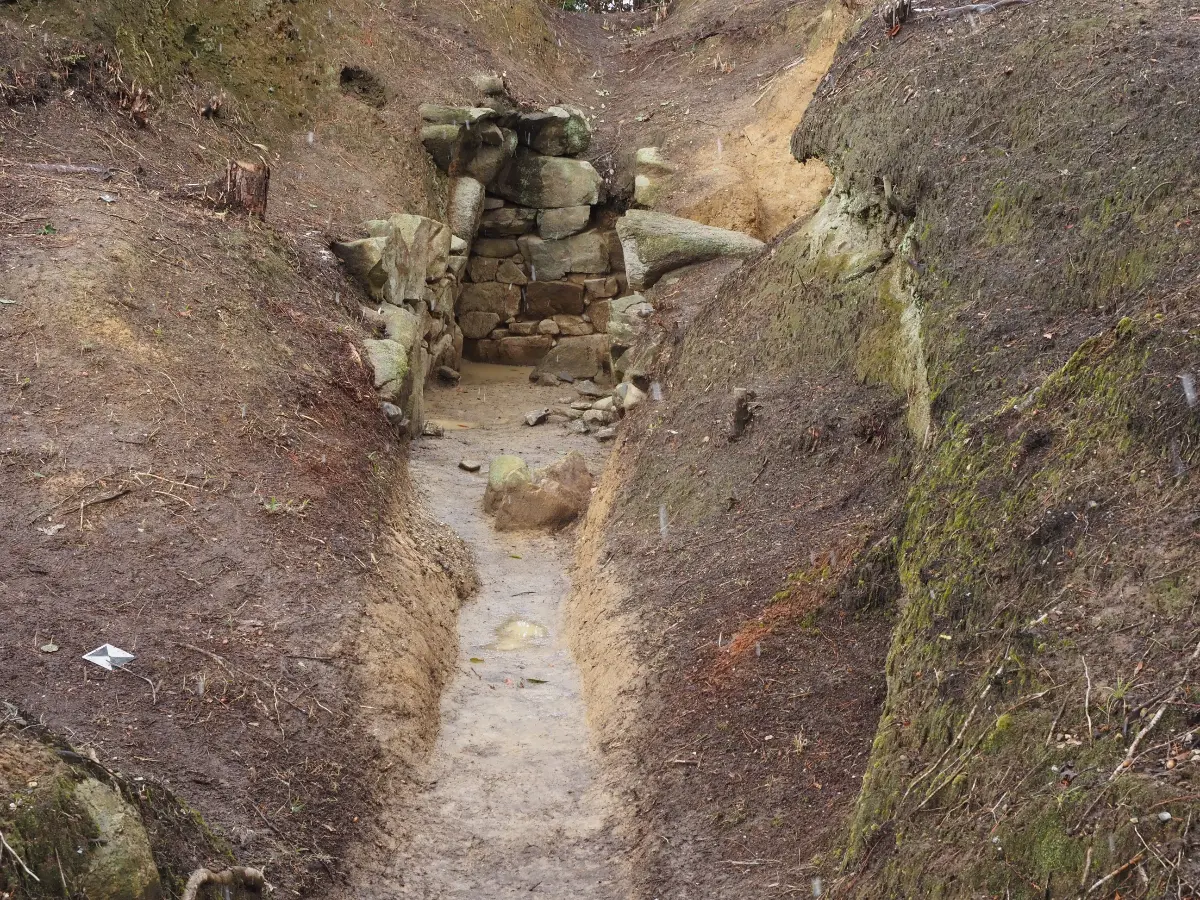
[363,338,410,398]
[492,451,593,531]
[74,779,162,900]
[331,236,389,300]
[0,731,161,900]
[515,106,592,157]
[448,177,486,242]
[483,455,532,513]
[493,150,603,209]
[537,205,592,240]
[617,209,764,289]
[534,334,610,380]
[518,230,611,282]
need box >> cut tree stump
[178,160,270,218]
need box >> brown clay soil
[1,0,1091,895]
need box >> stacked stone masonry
[419,80,638,378]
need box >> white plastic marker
[82,644,136,671]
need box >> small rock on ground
[524,408,550,426]
[594,425,618,442]
[437,366,462,384]
[574,379,605,398]
[459,459,483,473]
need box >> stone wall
[421,78,638,381]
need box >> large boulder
[331,236,389,300]
[364,338,410,400]
[534,334,610,380]
[459,311,502,339]
[448,177,485,242]
[514,106,592,157]
[420,124,460,172]
[524,280,585,317]
[497,335,554,366]
[464,128,517,184]
[616,209,765,289]
[361,303,421,347]
[518,230,610,281]
[459,282,521,318]
[492,451,593,532]
[606,294,655,347]
[483,455,532,513]
[492,149,603,209]
[537,205,591,240]
[479,204,537,238]
[73,779,163,900]
[0,729,161,900]
[360,214,451,302]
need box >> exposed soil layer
[348,362,625,898]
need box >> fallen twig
[26,162,113,180]
[1086,851,1144,894]
[0,828,41,883]
[917,0,1031,20]
[1110,637,1200,781]
[1082,655,1094,744]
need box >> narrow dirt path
[387,362,624,898]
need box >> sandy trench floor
[387,361,625,898]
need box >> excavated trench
[341,8,851,897]
[369,362,626,897]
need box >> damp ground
[357,362,626,898]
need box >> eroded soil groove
[381,363,623,898]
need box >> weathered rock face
[537,205,592,240]
[516,106,592,157]
[483,454,532,513]
[493,150,603,209]
[448,177,486,242]
[633,146,677,208]
[459,282,521,318]
[534,334,611,380]
[490,450,593,531]
[525,280,586,317]
[519,231,610,282]
[617,209,765,289]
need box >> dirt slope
[570,1,1200,898]
[0,0,579,893]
